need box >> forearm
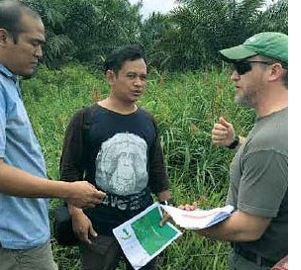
[197,210,270,242]
[68,203,84,216]
[0,160,71,198]
[197,219,248,242]
[237,136,246,148]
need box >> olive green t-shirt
[227,107,288,262]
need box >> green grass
[23,64,254,270]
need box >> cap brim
[219,45,257,62]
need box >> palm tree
[149,0,287,71]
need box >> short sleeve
[238,150,287,217]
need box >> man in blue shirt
[0,1,106,269]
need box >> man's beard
[235,89,257,108]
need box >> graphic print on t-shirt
[95,133,148,196]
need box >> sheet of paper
[113,203,182,270]
[161,205,234,230]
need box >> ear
[106,70,116,85]
[268,63,284,83]
[0,28,10,46]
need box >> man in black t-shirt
[60,45,172,270]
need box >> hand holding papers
[113,203,182,270]
[113,203,234,269]
[161,204,234,230]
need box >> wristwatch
[227,135,240,149]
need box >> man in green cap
[163,32,288,270]
[210,31,288,269]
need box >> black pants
[80,234,157,270]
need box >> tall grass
[22,65,254,270]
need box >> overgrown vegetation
[23,65,254,269]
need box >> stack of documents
[161,204,234,230]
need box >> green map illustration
[132,207,178,255]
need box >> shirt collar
[0,64,18,83]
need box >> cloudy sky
[128,0,279,19]
[128,0,178,19]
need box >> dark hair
[0,0,41,43]
[104,45,147,75]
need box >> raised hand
[211,117,235,147]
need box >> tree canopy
[21,0,288,71]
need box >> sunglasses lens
[233,62,252,75]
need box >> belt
[232,244,277,267]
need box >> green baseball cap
[219,32,288,67]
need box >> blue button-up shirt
[0,64,50,249]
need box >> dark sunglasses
[232,61,273,75]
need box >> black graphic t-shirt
[60,104,169,234]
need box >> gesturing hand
[211,117,235,147]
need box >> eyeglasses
[232,61,274,75]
